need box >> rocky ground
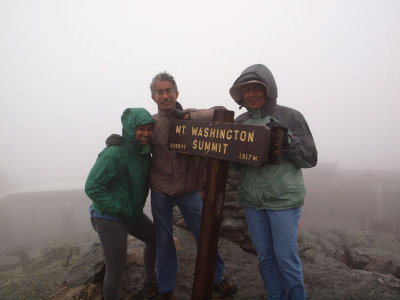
[1,226,400,300]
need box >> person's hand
[266,122,289,149]
[105,134,123,147]
[266,121,288,134]
[171,109,190,120]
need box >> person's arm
[282,111,317,168]
[105,134,123,147]
[184,106,227,121]
[85,151,123,215]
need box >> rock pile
[49,227,400,300]
[1,226,400,299]
[1,168,400,299]
[49,227,266,300]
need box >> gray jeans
[91,214,156,300]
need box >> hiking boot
[213,278,238,295]
[144,280,159,298]
[158,291,175,300]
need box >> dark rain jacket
[85,108,154,223]
[232,64,318,210]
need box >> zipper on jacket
[252,164,257,202]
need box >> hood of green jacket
[121,107,154,152]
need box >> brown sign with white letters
[168,119,271,166]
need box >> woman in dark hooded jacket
[229,64,317,300]
[85,108,158,299]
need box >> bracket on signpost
[168,108,283,299]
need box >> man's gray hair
[150,71,179,95]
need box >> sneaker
[144,280,159,298]
[213,278,238,295]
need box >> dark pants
[91,214,156,300]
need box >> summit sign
[168,119,271,166]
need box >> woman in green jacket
[229,64,317,300]
[85,108,157,299]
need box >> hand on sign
[266,121,289,148]
[266,121,288,134]
[171,109,190,120]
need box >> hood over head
[121,108,154,146]
[229,64,278,106]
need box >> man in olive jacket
[230,64,317,300]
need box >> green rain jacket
[85,108,154,223]
[231,64,318,210]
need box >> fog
[1,0,400,194]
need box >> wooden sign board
[168,119,271,166]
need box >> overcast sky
[1,0,400,193]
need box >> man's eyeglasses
[155,88,175,97]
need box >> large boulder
[303,255,400,299]
[344,246,400,278]
[65,242,105,287]
[52,237,149,300]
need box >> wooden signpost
[168,109,282,299]
[168,116,272,166]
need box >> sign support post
[191,109,234,300]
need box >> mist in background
[1,0,400,195]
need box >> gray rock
[222,208,245,219]
[65,242,105,287]
[221,218,247,231]
[220,229,245,242]
[370,233,400,254]
[223,199,242,211]
[343,230,371,248]
[304,255,400,300]
[224,192,240,204]
[345,246,400,278]
[239,237,256,253]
